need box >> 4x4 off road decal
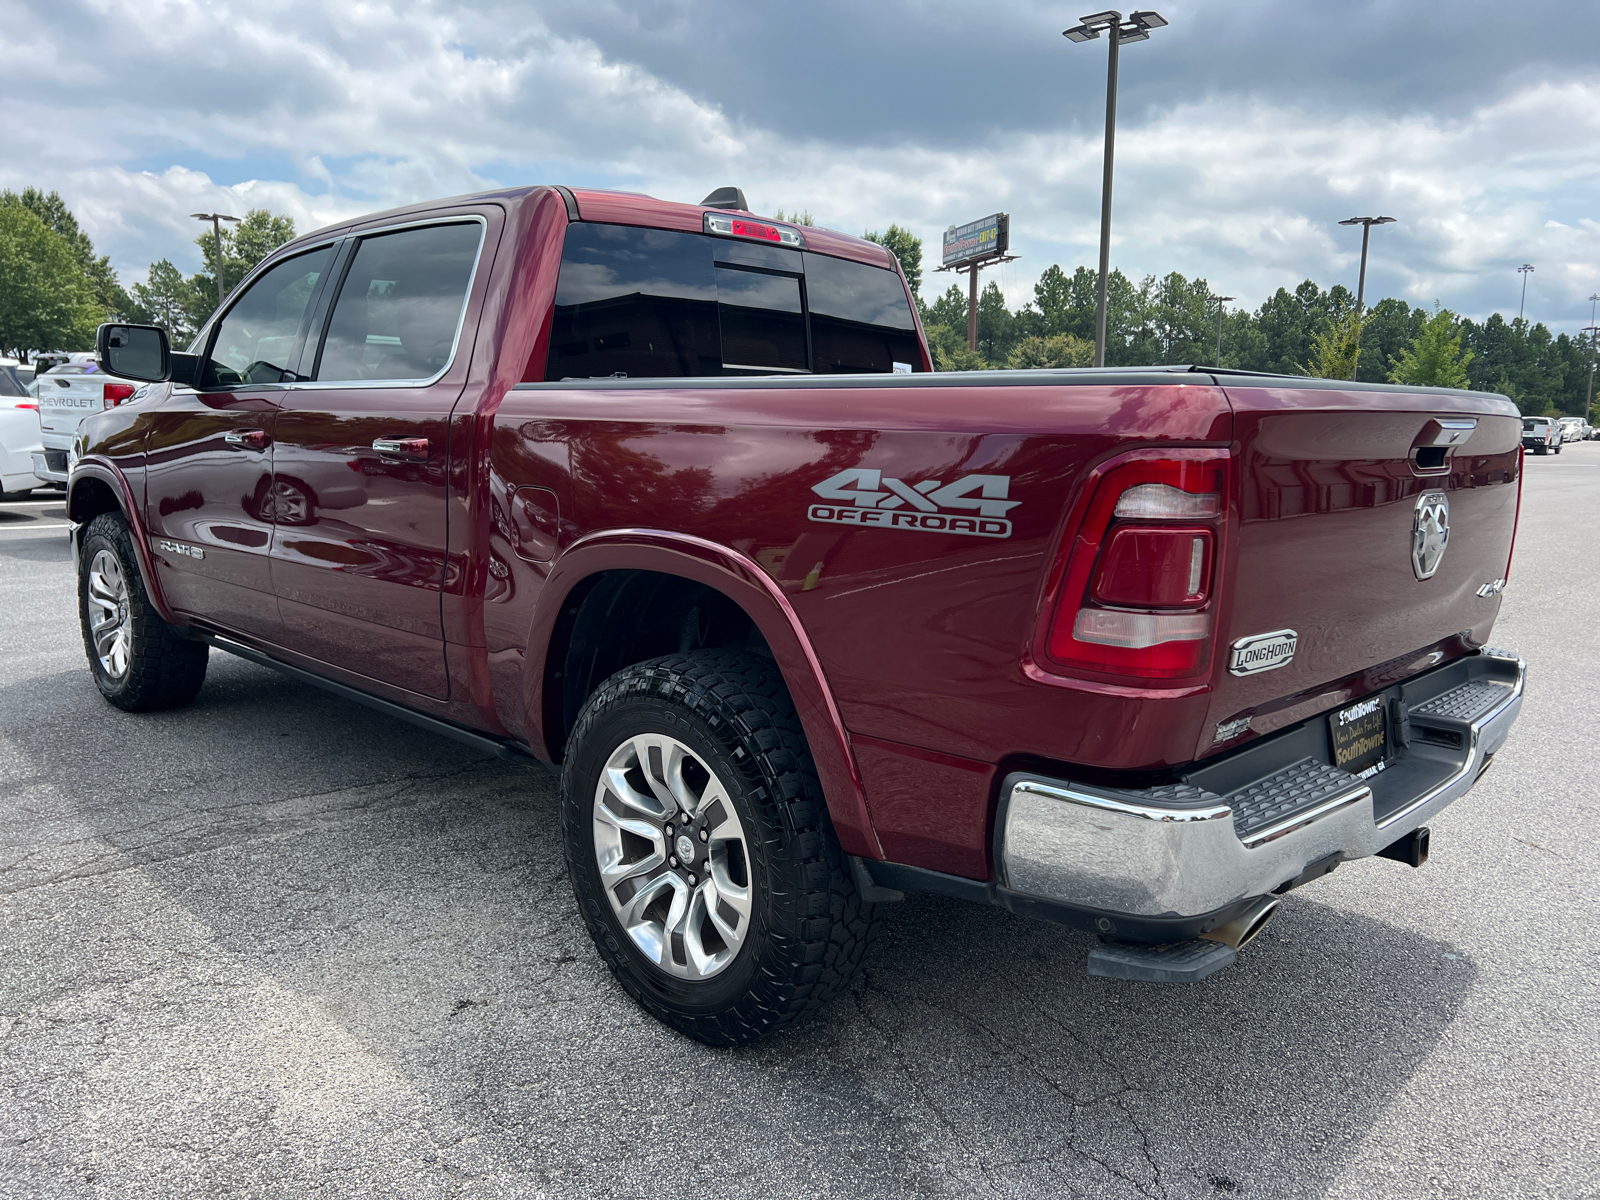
[809,469,1019,539]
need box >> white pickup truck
[31,361,140,485]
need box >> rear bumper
[31,449,69,483]
[994,648,1523,930]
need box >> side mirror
[96,323,170,383]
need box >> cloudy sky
[7,0,1600,333]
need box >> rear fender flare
[68,459,180,626]
[524,529,882,860]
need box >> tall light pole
[1338,215,1395,381]
[1517,263,1535,323]
[1212,294,1234,368]
[1064,9,1168,368]
[1584,291,1599,425]
[190,212,240,307]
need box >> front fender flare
[524,529,882,860]
[68,458,179,626]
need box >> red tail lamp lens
[104,382,136,406]
[1092,528,1213,607]
[1041,453,1229,682]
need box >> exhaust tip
[1199,895,1280,951]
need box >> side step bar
[197,633,551,768]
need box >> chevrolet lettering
[67,183,1527,1044]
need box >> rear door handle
[224,429,271,450]
[373,437,430,461]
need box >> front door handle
[373,436,430,461]
[224,429,270,450]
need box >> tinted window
[548,224,721,379]
[316,222,482,382]
[804,253,922,374]
[716,265,806,372]
[545,223,925,379]
[203,247,333,388]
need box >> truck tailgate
[38,376,105,437]
[1202,383,1522,758]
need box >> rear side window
[316,221,483,383]
[546,222,922,380]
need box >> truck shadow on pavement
[0,657,1475,1200]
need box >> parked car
[0,366,45,497]
[1522,416,1561,455]
[30,361,142,485]
[1557,416,1585,444]
[72,184,1525,1044]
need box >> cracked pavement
[1,458,1596,1199]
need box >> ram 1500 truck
[73,185,1525,1045]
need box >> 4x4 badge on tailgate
[1229,629,1298,675]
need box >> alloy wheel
[86,549,131,680]
[592,733,753,980]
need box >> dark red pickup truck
[75,185,1525,1044]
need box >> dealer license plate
[1330,695,1387,774]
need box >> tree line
[0,188,296,361]
[897,241,1591,416]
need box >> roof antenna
[700,187,749,212]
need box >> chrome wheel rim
[86,548,131,680]
[593,733,753,980]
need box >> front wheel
[563,651,872,1046]
[78,512,208,711]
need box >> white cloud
[5,0,1597,332]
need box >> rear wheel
[78,512,208,711]
[563,650,872,1045]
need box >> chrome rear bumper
[997,649,1525,921]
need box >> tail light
[1038,451,1230,682]
[104,382,136,406]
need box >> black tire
[78,512,208,711]
[1536,446,1548,455]
[563,650,872,1046]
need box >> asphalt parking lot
[1,450,1596,1200]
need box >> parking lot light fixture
[1338,215,1395,380]
[1065,9,1169,368]
[190,212,241,307]
[1517,263,1535,323]
[1211,295,1234,368]
[1584,292,1599,423]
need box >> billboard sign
[942,213,1009,269]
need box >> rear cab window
[547,222,922,381]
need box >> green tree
[772,209,815,226]
[0,187,130,318]
[923,322,991,371]
[863,224,923,296]
[1354,297,1424,383]
[0,204,103,359]
[130,259,202,345]
[1009,333,1094,369]
[1303,311,1364,379]
[1389,305,1474,389]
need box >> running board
[197,633,549,767]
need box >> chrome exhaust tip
[1199,895,1279,951]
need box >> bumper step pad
[1228,759,1356,841]
[1088,937,1237,983]
[1412,679,1514,724]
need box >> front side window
[315,222,482,383]
[203,246,333,388]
